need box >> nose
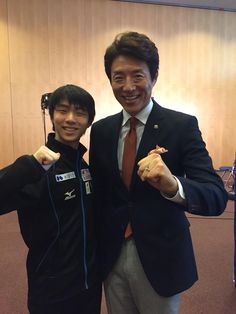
[65,110,76,122]
[123,78,136,92]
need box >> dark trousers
[28,284,102,314]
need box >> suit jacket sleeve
[175,115,228,216]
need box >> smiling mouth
[123,95,139,102]
[63,127,78,132]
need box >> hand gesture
[137,145,178,197]
[33,146,60,166]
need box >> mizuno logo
[64,189,76,200]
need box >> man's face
[110,55,157,116]
[52,100,89,149]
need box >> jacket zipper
[76,153,88,289]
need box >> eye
[133,73,144,81]
[55,107,68,114]
[75,109,88,117]
[112,74,124,83]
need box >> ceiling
[113,0,236,11]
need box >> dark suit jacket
[89,101,227,297]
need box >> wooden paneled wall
[0,0,235,168]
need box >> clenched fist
[33,146,60,166]
[137,146,178,197]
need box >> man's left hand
[137,149,178,197]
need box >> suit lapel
[136,102,165,163]
[109,112,123,178]
[131,102,166,189]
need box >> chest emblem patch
[81,168,92,181]
[55,171,76,182]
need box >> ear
[50,116,55,131]
[152,71,158,86]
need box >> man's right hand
[33,146,60,166]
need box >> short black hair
[48,84,95,125]
[104,31,159,81]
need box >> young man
[0,85,101,314]
[89,32,228,314]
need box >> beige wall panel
[0,0,10,106]
[0,0,14,166]
[9,82,50,156]
[12,115,46,156]
[7,0,50,85]
[0,117,14,168]
[7,0,51,157]
[47,0,87,86]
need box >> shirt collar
[122,99,153,126]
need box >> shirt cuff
[161,176,186,205]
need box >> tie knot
[130,117,137,130]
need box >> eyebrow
[56,102,69,107]
[56,103,87,112]
[112,69,145,75]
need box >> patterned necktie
[122,117,137,238]
[122,117,137,189]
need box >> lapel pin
[153,124,159,129]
